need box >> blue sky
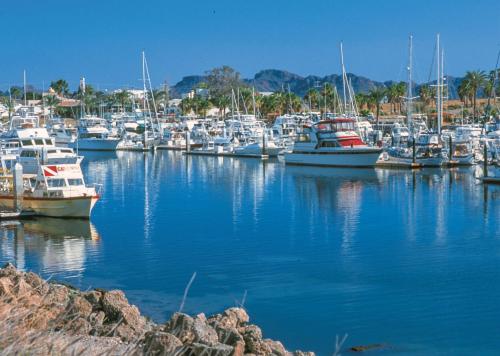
[1,0,499,90]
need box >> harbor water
[1,151,499,355]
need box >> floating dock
[376,160,423,169]
[482,176,500,185]
[184,151,269,160]
[0,210,35,219]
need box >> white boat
[0,162,99,218]
[69,116,121,151]
[18,146,83,174]
[284,119,382,167]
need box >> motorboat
[284,119,382,167]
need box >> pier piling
[13,163,23,212]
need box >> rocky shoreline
[0,263,314,355]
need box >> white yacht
[284,119,382,167]
[69,116,121,151]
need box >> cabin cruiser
[69,116,121,151]
[0,161,99,218]
[18,146,83,174]
[284,119,382,167]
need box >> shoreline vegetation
[1,66,498,126]
[0,263,316,355]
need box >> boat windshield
[47,178,66,188]
[316,121,355,132]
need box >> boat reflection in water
[0,217,100,278]
[286,165,381,250]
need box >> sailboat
[379,35,446,167]
[118,52,160,151]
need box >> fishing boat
[284,119,382,167]
[0,162,99,218]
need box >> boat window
[21,139,33,146]
[296,134,311,142]
[34,139,44,146]
[67,178,84,186]
[61,149,73,153]
[47,178,66,188]
[320,141,340,148]
[43,139,54,145]
[20,150,37,157]
[47,150,57,154]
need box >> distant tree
[45,95,60,118]
[50,79,70,96]
[368,87,386,126]
[463,70,487,119]
[206,66,243,97]
[10,87,22,100]
[304,88,320,111]
[418,85,435,113]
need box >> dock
[482,176,500,185]
[0,210,35,219]
[184,151,269,160]
[376,161,423,169]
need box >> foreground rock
[0,263,314,355]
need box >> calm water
[1,151,499,355]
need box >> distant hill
[170,69,466,99]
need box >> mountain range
[170,69,464,100]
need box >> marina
[1,1,500,354]
[0,151,499,355]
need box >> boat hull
[0,195,98,218]
[69,139,120,151]
[284,148,382,167]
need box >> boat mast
[407,35,413,134]
[23,70,27,106]
[340,42,348,115]
[436,34,441,134]
[440,48,445,135]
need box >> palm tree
[114,90,131,111]
[45,95,60,118]
[50,79,70,96]
[304,88,320,111]
[369,87,386,126]
[418,85,435,113]
[463,70,487,119]
[10,87,22,100]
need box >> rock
[67,317,92,335]
[24,272,48,295]
[45,284,70,306]
[89,311,106,328]
[232,340,245,356]
[166,312,219,346]
[143,330,183,354]
[215,325,244,346]
[67,296,93,318]
[242,325,271,355]
[188,342,234,356]
[0,262,18,278]
[83,290,103,307]
[0,276,13,298]
[219,308,249,329]
[100,289,146,340]
[101,290,129,322]
[263,339,287,355]
[349,344,385,352]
